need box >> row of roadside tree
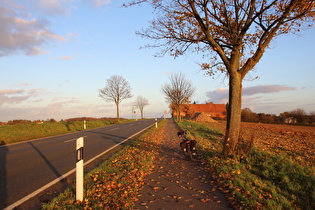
[242,108,315,125]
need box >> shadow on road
[28,142,62,179]
[0,145,8,209]
[85,130,127,144]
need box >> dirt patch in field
[193,112,217,123]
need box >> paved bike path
[134,119,233,209]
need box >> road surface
[0,119,158,209]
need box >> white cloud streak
[59,55,75,60]
[92,0,111,8]
[242,85,295,96]
[206,84,295,104]
[0,88,46,105]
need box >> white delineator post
[76,137,84,201]
[155,118,157,128]
[83,120,86,129]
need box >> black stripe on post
[76,147,83,162]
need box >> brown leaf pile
[43,121,166,209]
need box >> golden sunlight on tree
[162,72,195,122]
[127,0,315,156]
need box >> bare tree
[127,0,315,156]
[289,108,308,124]
[162,72,195,121]
[309,111,315,124]
[135,96,149,119]
[99,75,133,121]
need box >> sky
[0,0,314,122]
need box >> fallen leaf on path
[200,198,212,203]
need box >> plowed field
[211,122,315,165]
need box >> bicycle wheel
[188,149,193,161]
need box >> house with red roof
[173,102,227,120]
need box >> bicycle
[179,134,197,161]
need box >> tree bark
[223,73,242,156]
[176,105,180,121]
[140,110,144,119]
[116,102,120,122]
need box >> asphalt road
[0,119,158,209]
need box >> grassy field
[0,119,133,145]
[42,120,167,209]
[177,120,315,209]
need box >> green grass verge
[42,119,166,209]
[0,119,134,145]
[177,120,315,209]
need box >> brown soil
[134,119,233,210]
[193,112,217,123]
[204,121,315,164]
[241,122,315,164]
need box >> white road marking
[64,136,87,143]
[4,123,155,210]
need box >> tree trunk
[116,103,120,122]
[176,105,180,121]
[223,73,242,156]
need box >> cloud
[0,89,29,105]
[242,85,295,96]
[92,0,112,8]
[11,83,32,87]
[0,1,68,57]
[0,99,115,122]
[0,88,46,105]
[59,55,75,60]
[206,84,295,104]
[205,88,229,103]
[34,0,73,16]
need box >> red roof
[184,102,227,119]
[190,102,226,113]
[173,102,227,119]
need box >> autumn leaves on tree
[127,0,315,156]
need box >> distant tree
[162,72,195,121]
[279,111,291,122]
[99,75,133,122]
[258,113,277,124]
[127,0,315,156]
[182,103,196,120]
[290,108,308,124]
[169,102,177,118]
[309,111,315,124]
[135,96,149,119]
[241,108,259,122]
[7,119,32,125]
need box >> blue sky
[0,0,314,122]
